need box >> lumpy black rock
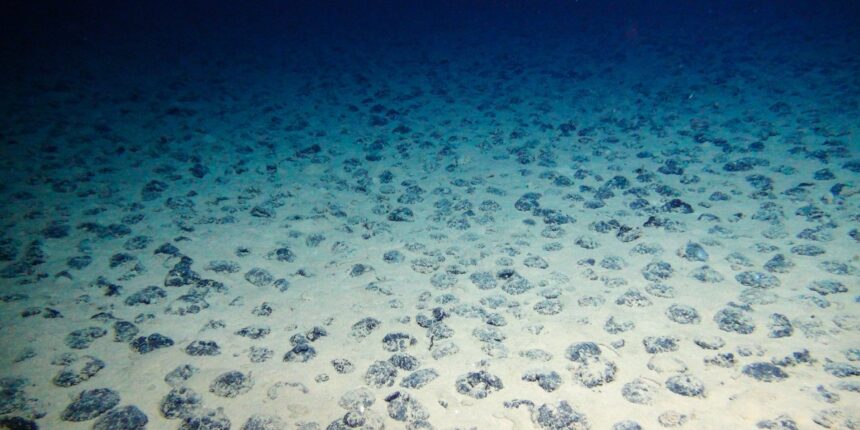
[665,374,706,397]
[124,286,167,306]
[131,333,174,354]
[53,355,105,387]
[714,306,755,334]
[283,343,316,363]
[240,414,286,430]
[244,267,274,287]
[665,304,701,324]
[61,388,121,422]
[522,370,563,392]
[455,370,503,399]
[65,327,107,350]
[180,408,231,430]
[209,371,253,398]
[642,261,673,282]
[743,363,789,382]
[735,271,781,289]
[364,361,398,388]
[185,340,220,356]
[92,405,148,430]
[161,387,202,419]
[642,336,679,354]
[530,401,589,429]
[400,368,439,389]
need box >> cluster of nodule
[1,21,860,430]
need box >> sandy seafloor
[0,7,859,430]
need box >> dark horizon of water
[3,0,858,67]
